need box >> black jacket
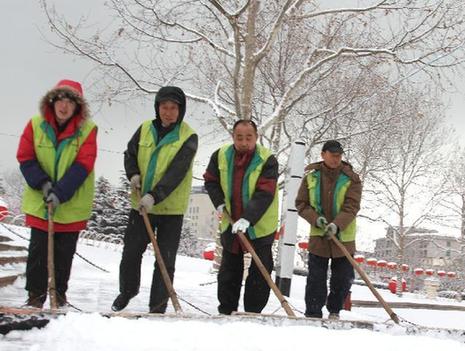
[203,147,278,252]
[124,86,198,205]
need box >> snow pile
[1,224,465,350]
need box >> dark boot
[57,293,68,308]
[26,291,46,308]
[305,311,323,319]
[112,293,133,312]
[149,298,169,314]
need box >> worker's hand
[41,181,53,198]
[45,192,60,211]
[232,218,250,234]
[138,193,154,214]
[130,174,141,192]
[325,223,338,237]
[216,204,225,219]
[316,216,328,229]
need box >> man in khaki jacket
[295,140,362,319]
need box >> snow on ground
[1,224,465,350]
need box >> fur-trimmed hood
[305,160,360,182]
[39,80,90,122]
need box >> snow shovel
[136,190,183,313]
[47,203,58,310]
[223,211,295,317]
[325,229,399,324]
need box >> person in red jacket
[17,79,97,308]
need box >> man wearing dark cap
[112,86,198,313]
[295,140,362,320]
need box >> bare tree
[436,147,465,274]
[40,0,465,156]
[359,87,449,294]
[0,176,6,197]
[1,169,25,220]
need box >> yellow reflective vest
[21,116,96,223]
[306,170,356,242]
[130,120,195,215]
[218,144,278,239]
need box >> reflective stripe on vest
[130,120,195,215]
[218,144,278,239]
[307,170,356,242]
[21,115,96,223]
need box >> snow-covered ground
[1,223,465,350]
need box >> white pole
[275,141,305,296]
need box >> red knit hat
[55,79,83,97]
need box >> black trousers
[217,244,273,315]
[305,252,354,317]
[118,209,183,313]
[25,228,79,299]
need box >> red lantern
[377,260,387,268]
[388,277,407,294]
[203,243,215,261]
[0,199,8,221]
[354,255,365,264]
[203,250,214,261]
[437,270,446,278]
[297,241,308,250]
[274,225,285,240]
[414,268,424,276]
[387,262,397,270]
[447,271,456,278]
[425,269,434,276]
[366,258,377,267]
[388,279,397,294]
[401,264,409,272]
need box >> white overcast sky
[2,0,465,186]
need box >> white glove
[130,174,141,192]
[316,216,328,229]
[325,223,338,236]
[232,218,250,234]
[41,181,52,198]
[46,192,60,211]
[138,193,154,213]
[216,204,225,217]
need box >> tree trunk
[397,198,405,297]
[240,0,260,120]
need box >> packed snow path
[1,224,465,350]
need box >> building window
[446,250,451,257]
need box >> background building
[185,186,218,242]
[373,227,462,270]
